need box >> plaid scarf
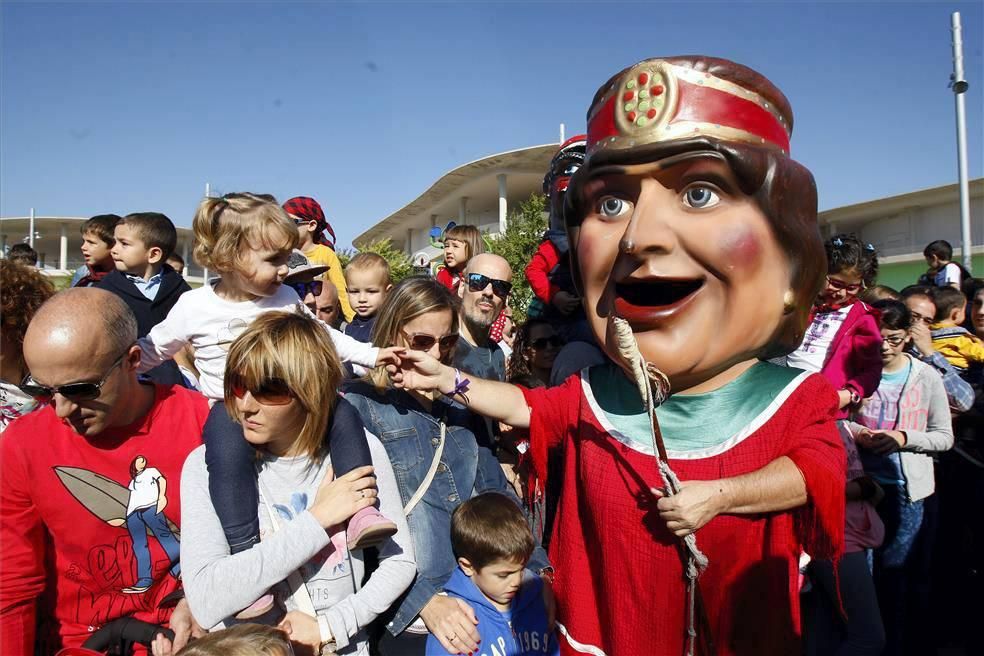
[74,265,113,288]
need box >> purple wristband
[446,368,470,398]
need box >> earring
[783,290,796,313]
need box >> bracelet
[444,368,471,402]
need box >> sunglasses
[20,350,129,402]
[401,330,459,353]
[288,280,324,298]
[530,335,564,349]
[825,276,865,294]
[230,378,293,405]
[292,218,315,226]
[466,273,512,299]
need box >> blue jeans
[127,505,180,587]
[203,397,371,553]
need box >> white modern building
[0,216,204,284]
[354,143,559,258]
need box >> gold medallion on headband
[614,61,679,139]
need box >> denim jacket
[343,381,550,636]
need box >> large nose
[618,180,679,258]
[51,394,79,419]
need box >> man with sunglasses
[453,254,513,450]
[0,288,210,655]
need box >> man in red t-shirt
[0,288,210,654]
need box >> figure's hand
[858,430,905,455]
[279,611,322,656]
[652,480,728,537]
[157,498,168,514]
[551,291,580,315]
[386,349,456,393]
[420,595,480,655]
[310,466,378,529]
[375,346,406,368]
[909,322,934,355]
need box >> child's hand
[862,430,905,455]
[279,611,321,656]
[310,466,377,529]
[375,346,406,368]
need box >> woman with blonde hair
[173,624,291,656]
[179,312,415,656]
[343,277,551,656]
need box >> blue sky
[2,1,982,249]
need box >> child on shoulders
[425,492,558,656]
[436,224,485,294]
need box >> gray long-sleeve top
[180,432,416,654]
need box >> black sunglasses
[466,273,512,299]
[401,330,459,353]
[530,335,564,349]
[20,350,130,402]
[289,280,324,298]
[230,378,293,405]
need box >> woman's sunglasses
[825,276,865,294]
[401,331,459,353]
[230,378,293,405]
[466,273,512,299]
[530,335,564,349]
[20,350,129,402]
[288,280,324,298]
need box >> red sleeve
[782,375,846,561]
[436,267,456,291]
[524,241,561,304]
[0,425,46,656]
[845,309,883,399]
[518,374,581,497]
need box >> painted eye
[682,185,720,209]
[597,196,632,219]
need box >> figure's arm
[156,474,168,514]
[0,433,46,656]
[391,350,532,428]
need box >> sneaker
[235,593,275,620]
[346,506,398,551]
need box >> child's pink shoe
[347,506,398,550]
[235,593,275,620]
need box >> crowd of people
[1,54,982,656]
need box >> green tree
[345,238,414,283]
[484,193,547,323]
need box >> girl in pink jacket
[780,234,883,418]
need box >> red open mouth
[613,277,703,326]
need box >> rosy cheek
[717,225,762,267]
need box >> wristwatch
[847,389,861,405]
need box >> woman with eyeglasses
[506,320,564,389]
[776,233,883,418]
[179,311,415,656]
[342,278,552,656]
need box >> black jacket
[98,265,191,386]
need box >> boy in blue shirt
[426,493,558,656]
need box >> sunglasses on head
[825,276,865,293]
[288,280,324,298]
[20,350,130,402]
[466,273,512,299]
[530,335,564,349]
[401,330,459,353]
[230,378,293,405]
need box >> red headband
[586,59,791,158]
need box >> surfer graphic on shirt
[54,456,180,595]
